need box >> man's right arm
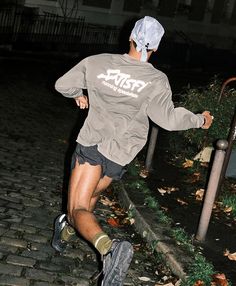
[201,111,213,129]
[55,58,87,98]
[74,95,89,109]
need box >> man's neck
[128,50,141,61]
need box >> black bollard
[145,125,159,171]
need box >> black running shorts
[71,143,126,180]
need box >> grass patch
[170,228,195,253]
[124,159,233,285]
[220,193,236,219]
[183,253,215,286]
[121,75,236,284]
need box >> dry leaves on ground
[100,196,116,206]
[182,158,194,168]
[138,276,151,282]
[139,168,149,178]
[176,198,188,205]
[107,217,121,227]
[189,172,201,183]
[195,188,205,201]
[102,196,135,227]
[211,273,229,286]
[107,214,134,227]
[200,162,209,168]
[193,281,204,286]
[133,243,141,251]
[155,282,180,286]
[223,206,233,214]
[224,249,236,261]
[192,273,229,286]
[157,187,179,196]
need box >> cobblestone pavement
[0,57,177,286]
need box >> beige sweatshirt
[55,53,204,166]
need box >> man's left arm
[147,80,212,131]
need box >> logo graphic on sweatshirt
[97,69,150,98]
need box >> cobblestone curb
[118,182,193,280]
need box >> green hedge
[177,76,236,150]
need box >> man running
[52,16,213,285]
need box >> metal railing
[0,8,120,52]
[217,77,236,193]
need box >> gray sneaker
[52,214,67,252]
[101,240,133,286]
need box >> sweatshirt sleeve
[55,58,87,98]
[147,76,204,131]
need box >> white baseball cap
[130,16,165,62]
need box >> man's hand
[201,111,213,129]
[74,95,88,109]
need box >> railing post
[145,125,159,171]
[195,139,228,242]
[217,109,236,195]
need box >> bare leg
[67,160,112,243]
[65,159,133,285]
[89,175,113,212]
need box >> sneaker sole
[51,214,66,252]
[102,241,133,286]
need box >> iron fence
[0,8,120,52]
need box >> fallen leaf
[113,208,125,216]
[194,146,214,162]
[162,275,168,282]
[157,188,167,195]
[161,206,169,212]
[166,187,179,194]
[155,283,175,286]
[225,223,232,227]
[176,198,188,205]
[212,203,217,209]
[212,273,228,286]
[128,217,135,225]
[200,162,209,168]
[139,168,149,178]
[195,189,205,201]
[121,217,135,226]
[100,196,115,206]
[138,276,151,281]
[157,187,179,196]
[182,158,194,168]
[193,280,204,286]
[190,172,201,183]
[133,243,141,251]
[224,249,236,261]
[223,206,232,213]
[107,217,120,227]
